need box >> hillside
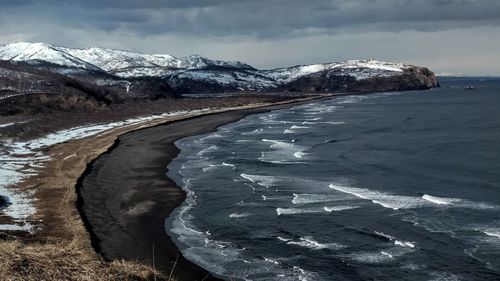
[0,42,439,96]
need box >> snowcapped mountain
[0,42,438,94]
[0,42,100,71]
[0,42,253,74]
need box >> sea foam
[287,236,344,250]
[329,184,497,211]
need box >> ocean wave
[293,151,306,159]
[261,195,289,202]
[484,231,500,238]
[329,184,497,210]
[287,236,344,250]
[395,240,416,248]
[242,128,264,135]
[427,272,463,281]
[421,194,497,210]
[276,207,322,216]
[196,145,219,156]
[301,121,345,125]
[240,173,279,188]
[422,194,459,205]
[373,231,416,248]
[181,238,317,281]
[263,257,280,265]
[202,164,219,172]
[329,184,426,210]
[345,241,416,265]
[345,251,396,264]
[221,162,236,168]
[374,231,395,241]
[197,133,223,142]
[323,206,359,212]
[276,236,292,242]
[292,193,340,205]
[229,212,252,218]
[283,125,310,134]
[201,162,237,173]
[259,139,308,163]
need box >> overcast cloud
[0,0,499,75]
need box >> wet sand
[78,100,321,280]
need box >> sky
[0,0,499,76]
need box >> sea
[166,77,500,281]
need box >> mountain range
[0,42,438,115]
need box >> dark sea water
[166,78,500,281]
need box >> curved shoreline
[76,98,325,280]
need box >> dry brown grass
[0,239,171,281]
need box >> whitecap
[483,230,500,239]
[329,184,497,210]
[240,173,278,188]
[276,236,292,242]
[346,251,396,264]
[202,164,219,172]
[241,128,264,135]
[301,121,345,125]
[395,240,416,248]
[287,236,344,250]
[380,251,394,259]
[229,212,252,218]
[276,207,322,216]
[329,184,425,210]
[290,125,310,129]
[374,231,395,241]
[263,257,280,264]
[293,151,306,159]
[422,194,457,205]
[292,193,339,205]
[323,206,359,212]
[260,139,308,164]
[196,145,219,156]
[198,133,223,142]
[428,272,463,281]
[421,194,497,210]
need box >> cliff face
[267,66,439,94]
[343,66,440,93]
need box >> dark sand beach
[78,100,321,280]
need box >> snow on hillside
[0,42,99,70]
[0,42,252,74]
[63,47,182,73]
[170,70,277,90]
[0,42,410,89]
[265,60,406,83]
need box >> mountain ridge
[0,42,438,94]
[0,42,438,115]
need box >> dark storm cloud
[1,0,500,38]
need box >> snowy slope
[0,42,253,75]
[0,42,100,70]
[63,47,177,72]
[264,60,405,83]
[0,42,423,92]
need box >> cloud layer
[0,0,499,75]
